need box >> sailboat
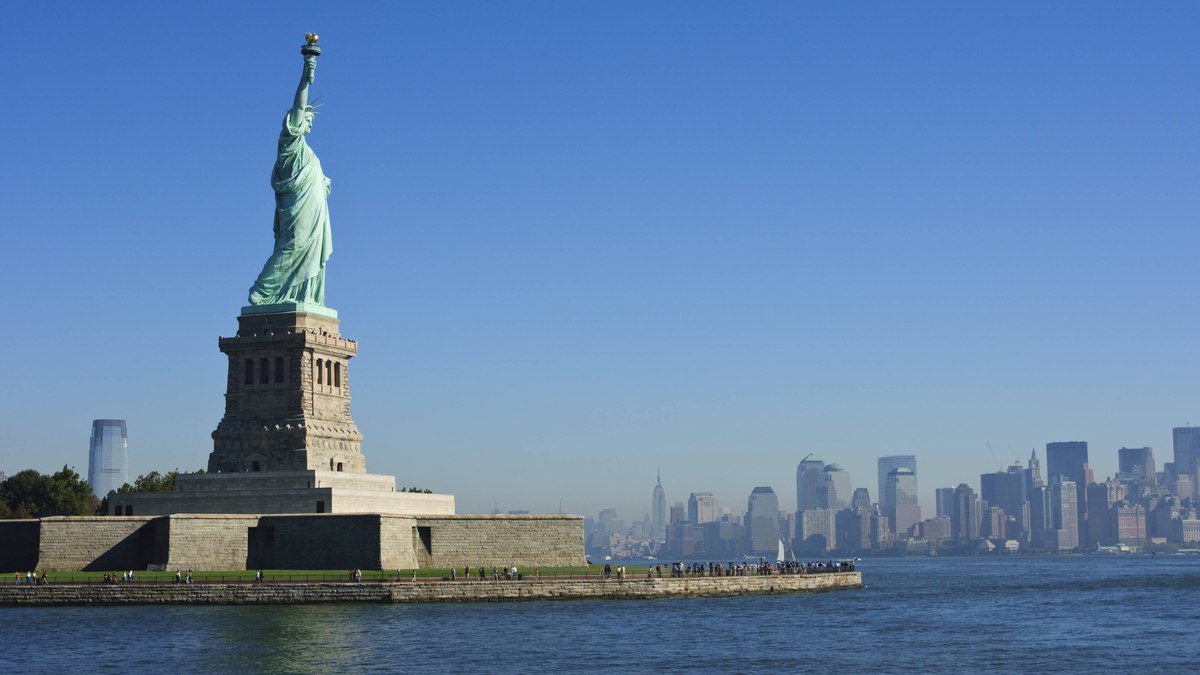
[777,539,786,562]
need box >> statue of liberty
[248,35,333,308]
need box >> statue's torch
[302,32,322,57]
[301,33,321,84]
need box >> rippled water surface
[5,556,1199,673]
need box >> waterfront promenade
[0,571,862,606]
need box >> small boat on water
[1093,545,1133,555]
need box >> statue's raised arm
[290,55,316,126]
[247,35,334,309]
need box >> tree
[115,470,177,494]
[113,468,205,494]
[97,468,205,514]
[0,466,98,519]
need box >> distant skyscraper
[851,487,871,511]
[884,468,920,538]
[88,419,128,498]
[1085,479,1124,547]
[688,492,718,524]
[1046,441,1090,487]
[746,486,780,556]
[796,454,825,513]
[920,516,952,541]
[870,508,891,550]
[1173,427,1200,499]
[819,464,852,511]
[1051,477,1080,550]
[878,455,917,513]
[980,464,1028,538]
[597,508,619,534]
[669,502,685,526]
[1046,441,1091,544]
[1148,498,1178,542]
[1117,447,1156,482]
[1029,485,1052,539]
[837,507,871,553]
[950,483,980,541]
[798,508,836,553]
[935,487,955,519]
[651,470,666,541]
[1114,504,1147,547]
[1176,475,1195,504]
[1025,448,1044,493]
[981,506,1006,539]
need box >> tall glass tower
[820,464,853,511]
[796,454,825,513]
[1173,427,1200,499]
[885,468,920,538]
[88,419,128,498]
[878,455,917,513]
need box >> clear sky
[3,2,1197,522]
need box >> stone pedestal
[208,310,364,474]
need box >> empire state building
[652,469,666,541]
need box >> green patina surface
[247,41,334,309]
[241,302,338,319]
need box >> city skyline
[593,429,1193,532]
[3,4,1199,520]
[583,429,1197,560]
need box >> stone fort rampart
[0,513,585,572]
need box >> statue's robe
[248,113,333,306]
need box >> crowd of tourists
[781,560,857,574]
[432,559,856,582]
[647,559,856,578]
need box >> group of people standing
[13,571,47,585]
[602,564,628,579]
[102,570,139,583]
[443,565,529,581]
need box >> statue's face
[303,111,315,135]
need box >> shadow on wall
[0,521,39,571]
[251,515,383,570]
[84,520,167,571]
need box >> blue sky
[2,2,1197,521]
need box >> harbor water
[4,555,1197,673]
